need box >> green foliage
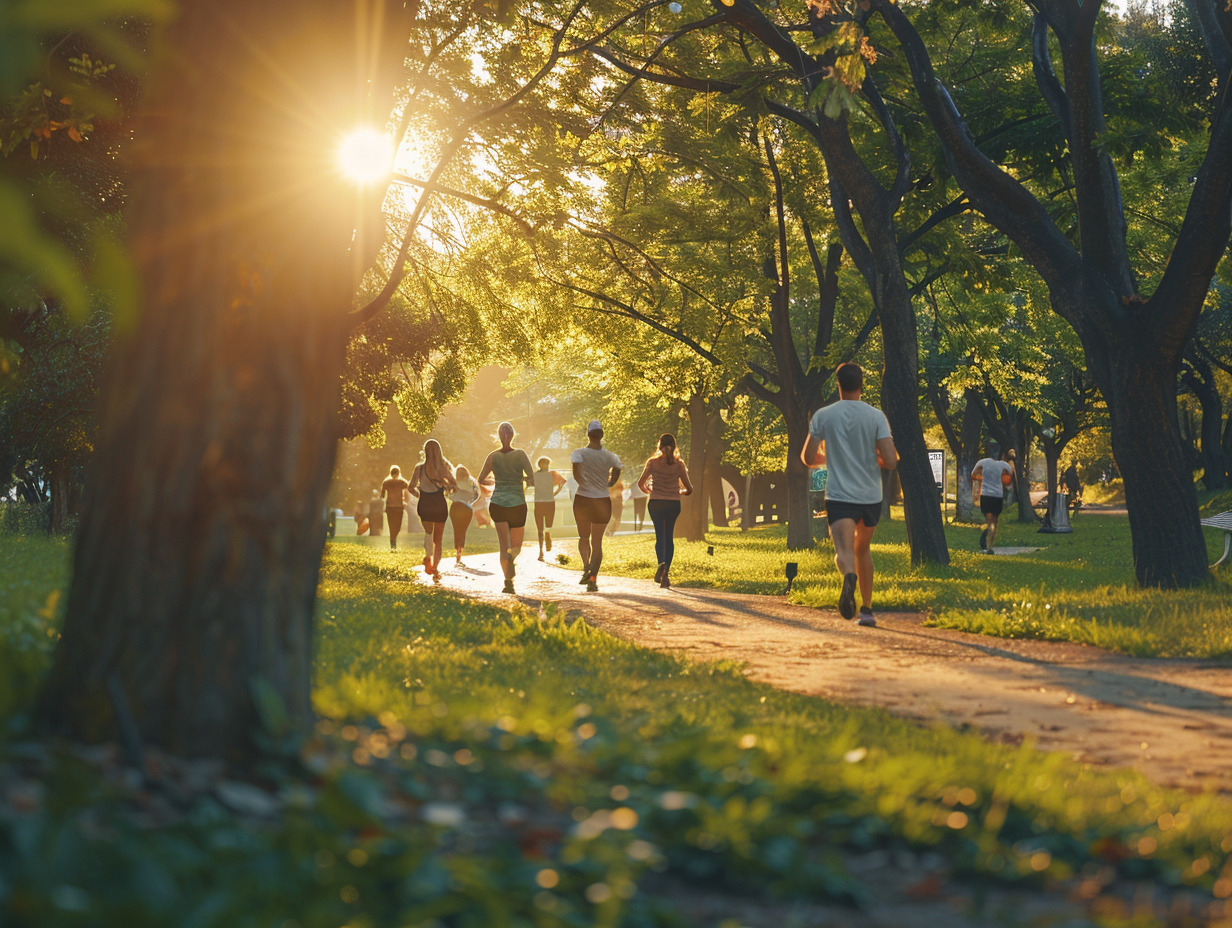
[0,535,66,729]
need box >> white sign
[927,450,945,487]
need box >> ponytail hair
[652,433,678,465]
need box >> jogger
[531,457,565,561]
[637,433,692,588]
[410,440,457,582]
[571,419,622,592]
[478,422,535,594]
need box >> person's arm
[637,462,653,495]
[409,466,422,498]
[677,462,694,496]
[608,466,622,488]
[801,435,825,468]
[876,436,898,471]
[552,470,566,495]
[521,452,535,483]
[380,480,388,500]
[970,463,983,501]
[477,453,494,487]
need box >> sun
[337,127,393,185]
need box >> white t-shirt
[975,458,1013,499]
[532,470,558,503]
[570,446,623,498]
[808,400,892,505]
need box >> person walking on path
[972,448,1016,554]
[606,478,626,536]
[380,465,411,550]
[353,498,367,534]
[800,363,898,627]
[629,475,647,531]
[478,422,535,594]
[410,440,457,582]
[531,457,566,561]
[367,489,385,537]
[571,419,622,592]
[449,464,481,567]
[637,433,693,589]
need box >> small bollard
[784,561,798,594]
[706,545,714,556]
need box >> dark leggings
[648,499,681,568]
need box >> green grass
[4,537,1232,926]
[590,507,1232,658]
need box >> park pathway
[423,553,1232,793]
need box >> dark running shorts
[572,495,612,526]
[489,502,528,529]
[534,501,556,527]
[416,490,448,524]
[979,495,1004,516]
[825,499,882,528]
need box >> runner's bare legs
[829,518,857,578]
[853,521,877,610]
[576,516,593,573]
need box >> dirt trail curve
[423,553,1232,793]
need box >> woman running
[531,457,566,561]
[478,422,535,594]
[409,439,457,582]
[637,433,693,589]
[380,465,410,550]
[571,419,622,592]
[449,464,481,567]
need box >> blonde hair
[420,440,456,489]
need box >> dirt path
[425,553,1232,793]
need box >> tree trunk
[1185,357,1229,489]
[681,392,708,541]
[954,390,983,523]
[742,472,753,531]
[37,0,398,762]
[1041,440,1061,528]
[783,407,814,549]
[1012,429,1037,523]
[706,445,728,529]
[1104,353,1209,587]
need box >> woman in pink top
[637,433,693,588]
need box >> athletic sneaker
[586,578,598,592]
[653,563,666,584]
[503,579,515,594]
[979,528,988,550]
[838,572,858,620]
[579,568,591,585]
[660,572,670,589]
[858,607,876,628]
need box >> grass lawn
[587,493,1232,659]
[2,534,1232,925]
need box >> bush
[0,503,50,535]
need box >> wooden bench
[1200,511,1232,568]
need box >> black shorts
[417,490,448,524]
[534,501,556,527]
[825,499,881,528]
[979,495,1004,516]
[573,495,612,526]
[489,502,528,529]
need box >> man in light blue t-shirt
[800,363,898,627]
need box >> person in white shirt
[570,419,622,592]
[800,363,898,627]
[449,465,481,566]
[971,448,1017,554]
[530,456,566,561]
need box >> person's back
[490,448,532,507]
[809,399,889,505]
[973,457,1011,498]
[573,445,622,498]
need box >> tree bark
[1182,353,1229,489]
[37,0,403,762]
[783,407,814,549]
[681,392,709,541]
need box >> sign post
[927,450,946,520]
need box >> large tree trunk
[1012,430,1038,524]
[37,0,398,762]
[783,406,814,549]
[681,392,708,541]
[1105,354,1209,587]
[1184,355,1229,490]
[954,390,983,523]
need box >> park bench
[1201,511,1232,568]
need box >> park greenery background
[3,0,1232,924]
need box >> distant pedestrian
[972,448,1016,555]
[571,419,622,592]
[606,478,625,536]
[629,475,647,531]
[367,489,384,537]
[800,362,898,627]
[478,422,535,594]
[1063,462,1082,507]
[449,465,481,566]
[353,498,367,534]
[637,433,693,589]
[531,456,566,561]
[410,440,457,582]
[381,465,410,550]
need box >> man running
[972,447,1016,554]
[800,363,898,627]
[530,456,566,561]
[571,419,622,592]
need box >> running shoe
[579,567,591,585]
[858,606,876,628]
[586,578,598,592]
[503,579,515,594]
[979,528,988,550]
[653,563,666,584]
[838,572,858,620]
[660,572,670,589]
